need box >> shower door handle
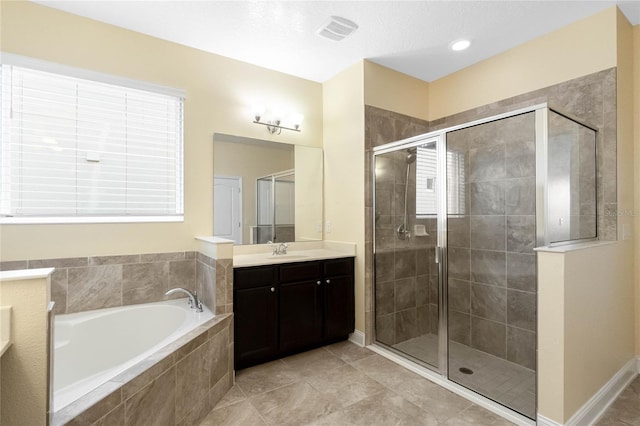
[435,246,442,264]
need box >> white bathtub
[53,298,214,412]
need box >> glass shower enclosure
[255,170,295,243]
[372,104,597,420]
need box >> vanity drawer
[323,257,354,277]
[279,261,322,283]
[234,265,276,290]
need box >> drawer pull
[326,279,331,284]
[317,281,322,285]
[270,287,275,292]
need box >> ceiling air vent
[317,16,358,42]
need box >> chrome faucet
[267,241,288,255]
[165,288,203,312]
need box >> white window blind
[416,147,465,216]
[0,64,184,221]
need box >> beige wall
[1,273,51,426]
[0,1,322,261]
[633,24,640,358]
[363,61,429,121]
[428,7,618,120]
[214,139,294,244]
[323,62,365,331]
[538,242,635,424]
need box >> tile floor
[596,376,640,425]
[201,341,640,426]
[200,341,515,425]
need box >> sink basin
[267,254,309,260]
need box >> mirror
[213,133,323,245]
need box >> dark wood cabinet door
[234,285,278,368]
[324,275,354,340]
[279,279,323,352]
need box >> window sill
[0,216,184,225]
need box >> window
[416,146,465,216]
[0,59,184,223]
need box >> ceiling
[32,1,640,83]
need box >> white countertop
[233,241,356,268]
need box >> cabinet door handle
[270,287,275,292]
[316,281,321,285]
[326,279,331,284]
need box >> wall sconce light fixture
[253,105,304,135]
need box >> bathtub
[53,298,214,412]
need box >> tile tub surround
[364,67,617,349]
[0,250,233,316]
[52,313,233,426]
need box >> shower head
[406,149,417,164]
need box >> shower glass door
[373,138,442,370]
[445,112,537,419]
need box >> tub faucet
[165,288,203,312]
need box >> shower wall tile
[417,305,430,335]
[376,314,396,345]
[471,317,506,359]
[470,250,506,287]
[469,145,505,182]
[429,304,439,335]
[507,253,536,293]
[394,249,417,279]
[415,275,429,307]
[395,277,417,311]
[448,217,470,248]
[507,290,536,331]
[470,284,506,323]
[505,138,536,179]
[68,265,123,313]
[470,181,505,215]
[375,251,395,283]
[448,279,470,314]
[376,280,395,316]
[395,309,418,343]
[449,311,470,346]
[507,216,536,253]
[507,327,536,370]
[428,274,438,305]
[470,216,506,251]
[447,247,470,280]
[505,177,536,215]
[123,262,170,306]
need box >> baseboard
[564,357,638,426]
[348,329,365,347]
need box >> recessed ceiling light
[450,39,471,51]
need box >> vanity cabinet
[234,257,354,369]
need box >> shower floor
[392,333,535,419]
